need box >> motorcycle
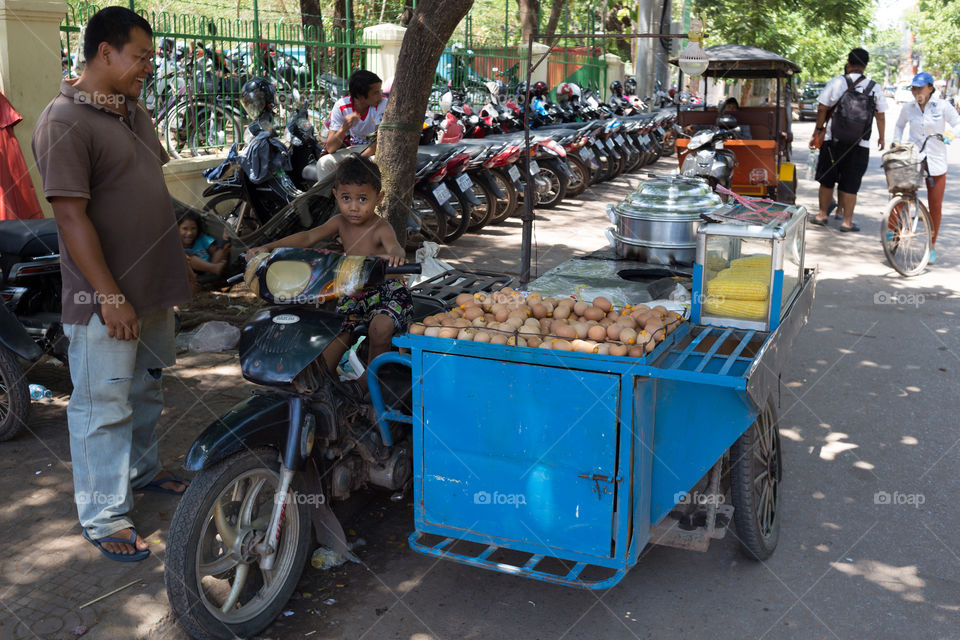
[163,250,510,639]
[679,115,740,195]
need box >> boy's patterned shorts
[336,279,413,333]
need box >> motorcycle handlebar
[386,264,422,275]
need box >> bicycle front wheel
[882,194,931,277]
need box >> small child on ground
[177,209,230,290]
[246,155,410,388]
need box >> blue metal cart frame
[369,269,815,589]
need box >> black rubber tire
[534,160,568,209]
[730,400,782,561]
[466,178,497,232]
[0,345,30,442]
[564,155,589,197]
[204,192,262,241]
[442,185,474,243]
[488,169,519,225]
[165,447,313,640]
[407,188,448,251]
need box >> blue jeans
[64,308,176,538]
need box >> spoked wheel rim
[751,402,781,538]
[883,197,930,276]
[492,173,510,216]
[538,168,562,205]
[205,196,261,239]
[468,184,489,227]
[409,195,444,244]
[0,380,11,423]
[194,469,303,624]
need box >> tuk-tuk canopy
[670,44,802,79]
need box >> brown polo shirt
[32,80,190,325]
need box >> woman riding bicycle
[892,72,960,263]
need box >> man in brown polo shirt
[32,7,192,561]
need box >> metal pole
[520,30,535,286]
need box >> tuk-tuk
[670,44,800,203]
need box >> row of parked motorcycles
[201,77,679,257]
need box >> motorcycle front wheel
[407,188,448,251]
[534,160,568,209]
[165,448,313,640]
[204,193,261,241]
[0,345,29,442]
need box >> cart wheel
[730,400,781,561]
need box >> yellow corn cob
[707,278,769,301]
[714,267,769,281]
[731,255,772,268]
[705,254,728,271]
[704,297,768,319]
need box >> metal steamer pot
[606,176,725,265]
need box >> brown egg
[542,301,555,315]
[606,324,622,341]
[599,317,614,327]
[551,339,572,351]
[606,310,620,321]
[539,341,553,349]
[423,315,440,327]
[571,322,589,339]
[573,301,589,317]
[464,307,484,321]
[632,304,651,314]
[438,327,459,339]
[616,315,637,329]
[588,325,607,341]
[527,292,543,304]
[440,317,458,327]
[628,345,645,357]
[552,305,571,320]
[453,318,471,328]
[526,336,542,348]
[519,326,540,341]
[457,328,475,341]
[449,308,464,319]
[595,343,611,355]
[643,332,657,353]
[572,339,599,354]
[507,336,526,347]
[583,306,605,322]
[632,311,650,326]
[540,318,554,333]
[553,323,577,340]
[645,318,665,337]
[652,305,668,316]
[504,318,524,331]
[472,317,487,327]
[608,343,628,357]
[593,296,612,312]
[494,308,509,323]
[508,310,527,322]
[531,303,548,319]
[424,326,441,337]
[409,323,426,335]
[455,293,475,308]
[490,333,509,345]
[473,331,491,343]
[619,328,638,345]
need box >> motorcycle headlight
[265,260,312,301]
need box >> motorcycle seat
[0,218,59,259]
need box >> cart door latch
[578,473,615,500]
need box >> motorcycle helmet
[624,77,637,94]
[515,81,528,105]
[240,78,277,120]
[438,90,454,114]
[716,114,738,130]
[609,80,623,96]
[532,81,549,97]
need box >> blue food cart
[370,201,815,589]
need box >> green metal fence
[60,2,380,158]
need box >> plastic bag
[408,241,453,288]
[188,321,241,352]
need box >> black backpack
[830,75,877,146]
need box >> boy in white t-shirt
[325,69,388,157]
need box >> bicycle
[880,134,941,276]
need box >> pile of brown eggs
[408,287,684,357]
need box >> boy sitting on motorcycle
[246,155,410,389]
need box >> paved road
[2,105,958,640]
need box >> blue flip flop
[140,471,189,496]
[82,528,150,562]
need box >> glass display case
[691,202,806,331]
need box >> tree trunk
[516,0,540,43]
[543,0,566,41]
[378,0,474,246]
[299,0,324,76]
[332,0,354,77]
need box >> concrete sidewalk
[2,118,959,640]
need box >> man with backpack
[808,48,888,232]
